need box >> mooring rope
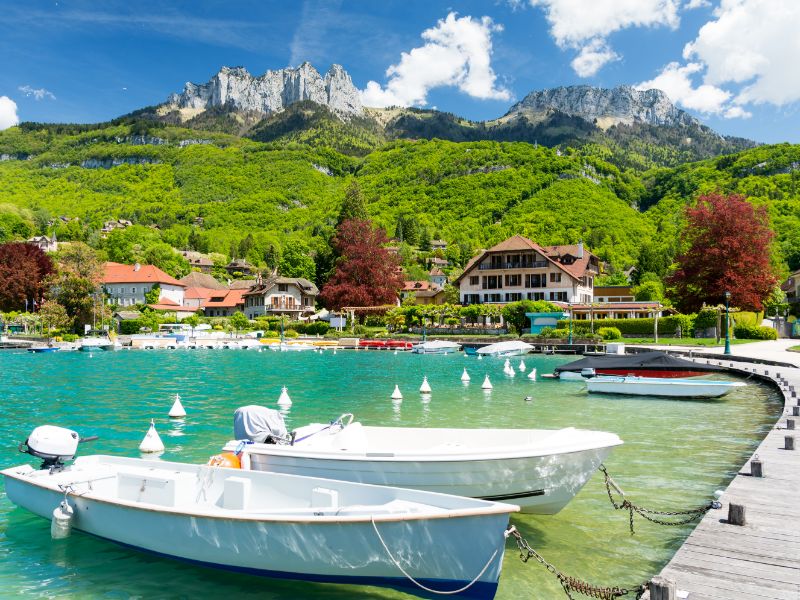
[599,464,721,535]
[370,516,500,595]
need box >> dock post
[787,419,795,430]
[785,436,795,451]
[750,458,764,477]
[648,577,676,600]
[728,503,746,526]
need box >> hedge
[733,324,778,340]
[597,327,622,340]
[555,314,694,336]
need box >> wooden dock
[646,356,800,599]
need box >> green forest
[0,119,798,286]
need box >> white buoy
[419,376,432,394]
[527,368,537,381]
[481,375,492,390]
[504,359,511,369]
[278,386,292,407]
[461,368,471,383]
[519,360,526,372]
[391,385,403,400]
[51,500,74,539]
[139,419,165,453]
[333,349,337,355]
[477,355,483,360]
[394,350,398,355]
[504,365,515,377]
[168,393,186,418]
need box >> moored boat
[475,340,533,358]
[411,340,462,354]
[4,427,517,599]
[585,375,746,398]
[224,407,622,514]
[79,336,116,352]
[554,351,724,379]
[27,345,60,353]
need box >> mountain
[506,85,698,128]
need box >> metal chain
[599,465,720,535]
[505,526,648,600]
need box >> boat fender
[51,500,74,539]
[207,452,241,469]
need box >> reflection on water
[0,349,781,599]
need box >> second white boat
[585,375,746,398]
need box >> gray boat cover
[554,351,724,374]
[233,405,288,443]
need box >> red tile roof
[184,286,219,300]
[402,280,435,292]
[201,289,247,309]
[103,262,184,287]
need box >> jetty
[643,342,800,600]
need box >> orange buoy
[206,452,241,469]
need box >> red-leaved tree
[0,242,55,311]
[667,193,778,312]
[320,219,404,310]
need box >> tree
[0,242,55,311]
[38,299,72,334]
[144,285,161,305]
[46,274,97,332]
[502,300,560,335]
[143,243,190,278]
[320,219,404,310]
[264,244,281,272]
[667,193,779,312]
[182,314,200,336]
[337,180,368,226]
[442,284,460,304]
[55,242,103,282]
[632,280,664,302]
[279,241,316,281]
[229,311,250,335]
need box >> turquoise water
[0,349,782,599]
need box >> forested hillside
[0,121,797,283]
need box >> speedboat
[554,351,724,379]
[4,426,517,599]
[476,340,533,357]
[79,336,116,352]
[411,340,462,354]
[585,375,746,398]
[224,407,622,515]
[27,345,60,353]
[266,341,316,351]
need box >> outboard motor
[234,405,293,445]
[19,425,97,472]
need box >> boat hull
[240,444,616,514]
[586,376,746,398]
[3,463,511,599]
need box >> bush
[693,308,719,330]
[555,314,693,337]
[364,315,386,327]
[62,333,79,342]
[733,324,777,340]
[283,329,299,338]
[597,327,622,340]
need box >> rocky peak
[506,85,699,129]
[166,63,363,119]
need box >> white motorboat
[79,336,116,352]
[411,340,462,354]
[267,341,316,351]
[476,340,533,358]
[224,408,622,514]
[5,426,517,599]
[585,375,747,398]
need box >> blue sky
[1,0,798,143]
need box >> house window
[525,274,545,288]
[550,272,562,283]
[505,274,521,287]
[549,291,567,301]
[469,276,479,285]
[278,284,288,292]
[527,292,545,301]
[131,287,136,294]
[505,293,522,302]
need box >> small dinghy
[411,340,462,354]
[4,425,517,599]
[585,375,746,398]
[224,407,622,515]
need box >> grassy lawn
[624,337,756,346]
[788,345,800,353]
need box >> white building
[455,235,598,305]
[102,262,186,307]
[27,235,58,253]
[243,276,319,319]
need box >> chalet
[101,219,133,235]
[180,251,214,274]
[225,258,253,276]
[454,235,599,305]
[431,239,447,251]
[429,267,447,288]
[27,234,58,253]
[102,262,186,307]
[243,275,319,319]
[400,280,438,302]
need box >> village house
[454,235,599,305]
[430,239,447,252]
[782,269,800,307]
[400,280,439,303]
[100,218,133,236]
[201,289,247,317]
[593,285,635,303]
[102,262,186,307]
[429,267,447,288]
[179,251,214,274]
[243,275,319,319]
[27,234,58,253]
[226,258,253,276]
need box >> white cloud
[637,61,732,114]
[570,39,619,77]
[684,0,711,9]
[360,12,510,108]
[529,0,681,76]
[723,105,752,119]
[0,96,20,130]
[18,85,56,101]
[683,0,800,106]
